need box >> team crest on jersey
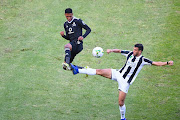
[72,22,76,26]
[66,25,68,28]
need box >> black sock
[65,48,71,64]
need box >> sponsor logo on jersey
[68,27,74,34]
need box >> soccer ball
[92,47,104,58]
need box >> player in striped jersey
[70,44,173,120]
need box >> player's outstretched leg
[70,64,96,75]
[70,64,112,79]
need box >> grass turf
[0,0,179,119]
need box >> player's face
[65,13,73,22]
[133,47,141,56]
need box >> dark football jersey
[62,17,91,41]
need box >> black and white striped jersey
[119,50,153,84]
[62,17,91,42]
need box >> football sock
[64,48,71,64]
[78,68,96,75]
[119,104,126,119]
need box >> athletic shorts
[69,40,83,63]
[111,69,130,93]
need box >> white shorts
[111,69,130,93]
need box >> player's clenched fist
[168,61,173,65]
[78,36,84,41]
[107,49,111,54]
[60,31,64,36]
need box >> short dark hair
[134,44,144,51]
[65,8,73,13]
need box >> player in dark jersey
[60,8,91,70]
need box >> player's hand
[107,49,111,54]
[168,61,173,65]
[60,31,64,36]
[78,36,84,41]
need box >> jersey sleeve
[143,57,153,66]
[62,23,70,40]
[121,50,131,57]
[78,19,91,38]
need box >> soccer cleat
[62,63,71,70]
[70,63,79,75]
[121,118,126,120]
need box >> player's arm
[60,24,70,40]
[78,19,91,40]
[107,49,121,54]
[82,24,91,39]
[152,61,173,66]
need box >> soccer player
[60,8,91,70]
[70,44,173,120]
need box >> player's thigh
[96,69,112,79]
[77,44,83,54]
[68,41,78,52]
[73,42,83,54]
[69,44,83,63]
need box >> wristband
[167,61,169,65]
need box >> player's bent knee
[119,100,124,106]
[64,44,70,48]
[64,44,72,50]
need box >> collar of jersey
[131,52,142,59]
[67,17,75,23]
[135,54,142,58]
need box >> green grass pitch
[0,0,180,119]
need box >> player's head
[133,44,143,56]
[65,8,73,22]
